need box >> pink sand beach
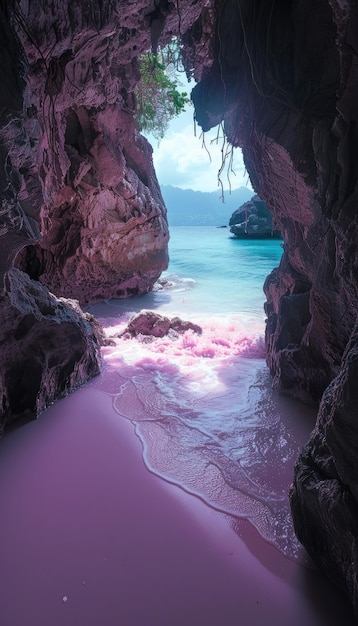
[0,371,355,626]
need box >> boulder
[120,310,202,339]
[0,269,101,434]
[229,195,281,238]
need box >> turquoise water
[163,226,283,317]
[91,226,318,560]
[109,226,283,322]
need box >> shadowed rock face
[229,195,281,238]
[0,268,102,434]
[187,0,358,616]
[192,0,347,404]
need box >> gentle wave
[154,274,197,293]
[90,230,301,562]
[98,308,311,562]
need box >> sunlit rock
[119,310,202,339]
[8,5,171,303]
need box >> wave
[97,305,312,563]
[103,313,266,361]
[154,273,197,293]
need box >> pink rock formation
[0,0,207,427]
[120,310,202,339]
[11,4,171,303]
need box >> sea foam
[96,307,314,563]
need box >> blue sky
[144,77,252,193]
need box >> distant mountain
[161,185,253,227]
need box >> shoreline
[0,378,355,626]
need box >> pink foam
[102,313,267,371]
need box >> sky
[144,77,253,193]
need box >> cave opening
[144,71,252,201]
[64,109,87,156]
[2,0,358,621]
[13,244,44,281]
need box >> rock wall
[0,268,102,434]
[8,0,171,303]
[0,2,103,430]
[0,0,207,429]
[191,0,353,404]
[186,0,358,616]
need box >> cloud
[146,109,252,193]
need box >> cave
[14,244,44,280]
[1,0,358,622]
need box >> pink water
[97,307,314,562]
[0,301,356,624]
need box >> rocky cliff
[187,0,358,616]
[6,1,171,304]
[3,0,358,617]
[0,0,205,429]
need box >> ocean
[106,226,283,321]
[89,226,317,562]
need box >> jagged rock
[0,268,101,434]
[0,0,209,429]
[290,326,358,609]
[119,310,202,339]
[185,0,358,615]
[7,3,172,304]
[229,195,281,238]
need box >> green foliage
[135,48,190,141]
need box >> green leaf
[134,41,191,141]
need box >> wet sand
[0,381,356,626]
